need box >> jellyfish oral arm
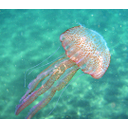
[26,65,78,119]
[15,55,78,118]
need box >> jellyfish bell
[60,25,110,79]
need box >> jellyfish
[15,25,110,119]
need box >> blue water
[0,9,128,119]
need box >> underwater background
[0,9,128,119]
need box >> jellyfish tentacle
[24,46,61,87]
[26,65,78,119]
[27,53,65,76]
[15,56,76,115]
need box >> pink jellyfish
[15,25,110,119]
